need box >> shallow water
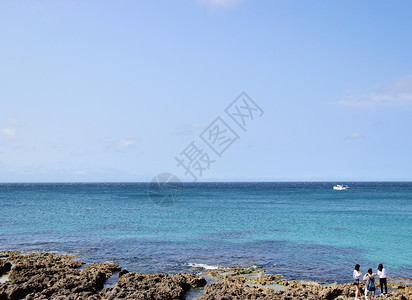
[0,182,411,283]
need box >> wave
[187,263,219,270]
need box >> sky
[1,0,411,182]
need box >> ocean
[0,182,411,283]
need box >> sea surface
[0,182,411,283]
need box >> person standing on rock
[353,264,362,300]
[363,268,376,299]
[377,264,388,295]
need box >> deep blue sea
[0,182,411,283]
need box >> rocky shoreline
[0,251,411,299]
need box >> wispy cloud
[338,75,412,107]
[172,123,208,135]
[116,139,136,149]
[344,132,362,140]
[1,128,17,138]
[199,0,242,8]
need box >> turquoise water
[0,182,411,283]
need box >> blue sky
[1,0,411,182]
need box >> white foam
[0,274,9,283]
[187,263,219,270]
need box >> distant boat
[333,184,349,190]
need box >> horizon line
[1,180,412,184]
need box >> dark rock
[170,272,207,288]
[0,261,12,275]
[319,287,343,299]
[118,268,129,277]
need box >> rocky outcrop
[100,271,206,299]
[0,252,121,299]
[0,251,206,300]
[201,281,343,300]
[201,281,412,300]
[202,266,412,300]
[0,251,411,300]
[202,281,278,299]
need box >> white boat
[333,184,349,190]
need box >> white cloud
[1,128,17,138]
[199,0,242,8]
[116,139,136,149]
[344,132,362,140]
[338,75,412,107]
